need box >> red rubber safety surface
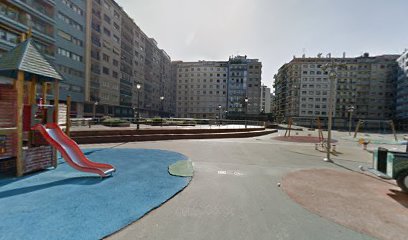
[282,169,408,240]
[273,136,338,143]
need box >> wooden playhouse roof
[0,38,62,81]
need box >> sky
[116,0,408,90]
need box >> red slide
[32,123,115,177]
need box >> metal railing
[71,117,265,129]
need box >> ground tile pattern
[282,168,408,240]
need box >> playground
[1,36,408,240]
[0,148,192,240]
[0,37,193,239]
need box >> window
[113,35,120,43]
[102,54,110,62]
[102,67,109,75]
[103,28,111,36]
[0,29,18,44]
[103,1,111,10]
[113,22,120,30]
[103,14,111,23]
[62,0,84,16]
[57,48,83,62]
[58,12,83,31]
[58,30,83,46]
[114,11,120,19]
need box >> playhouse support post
[66,95,71,136]
[42,82,47,102]
[53,81,59,124]
[28,76,37,145]
[52,81,59,168]
[29,76,37,104]
[15,71,24,176]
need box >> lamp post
[347,105,354,136]
[136,83,141,130]
[93,101,98,119]
[244,96,248,129]
[160,96,164,127]
[90,101,98,128]
[217,104,222,126]
[132,106,136,122]
[321,61,344,162]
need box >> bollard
[332,144,336,152]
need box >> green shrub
[101,118,130,127]
[151,117,164,123]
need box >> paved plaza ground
[77,128,407,240]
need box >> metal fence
[71,117,265,129]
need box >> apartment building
[227,56,262,116]
[0,1,87,115]
[174,56,262,119]
[55,0,86,116]
[85,0,121,116]
[273,53,399,127]
[260,85,271,113]
[270,93,275,113]
[142,37,172,117]
[175,61,228,119]
[396,50,408,121]
[84,0,174,118]
[0,1,55,59]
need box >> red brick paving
[282,169,408,240]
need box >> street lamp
[321,61,344,162]
[218,104,222,126]
[136,83,141,130]
[244,96,249,129]
[347,105,354,136]
[90,101,98,128]
[160,96,164,127]
[93,101,98,119]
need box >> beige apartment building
[174,56,262,119]
[175,61,228,119]
[273,53,398,127]
[84,0,174,117]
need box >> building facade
[174,56,262,119]
[396,50,408,121]
[55,0,86,116]
[0,0,55,58]
[260,85,271,113]
[0,1,87,115]
[84,0,174,118]
[175,61,228,119]
[273,53,399,127]
[227,56,262,117]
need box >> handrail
[0,127,17,134]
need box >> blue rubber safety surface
[0,148,191,240]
